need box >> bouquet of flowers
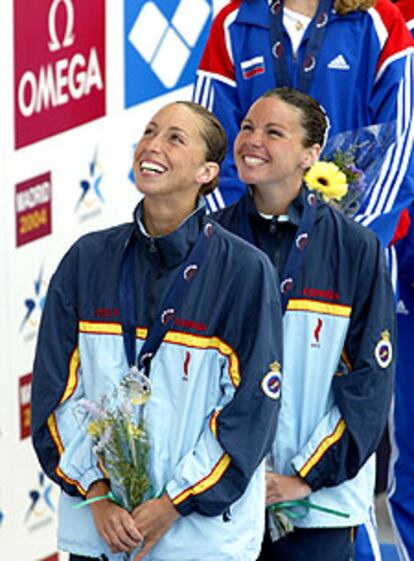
[304,121,396,217]
[78,391,152,513]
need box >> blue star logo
[20,266,46,332]
[25,472,55,523]
[75,148,104,211]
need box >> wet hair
[261,87,329,150]
[174,101,228,195]
[334,0,375,15]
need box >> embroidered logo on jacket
[327,54,350,70]
[95,308,120,319]
[397,299,409,316]
[261,362,282,400]
[311,318,323,348]
[374,330,393,369]
[174,317,207,332]
[241,56,265,79]
[303,287,340,301]
[183,351,191,381]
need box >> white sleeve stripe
[390,246,398,293]
[196,69,236,88]
[224,9,239,66]
[214,188,226,210]
[193,73,204,104]
[205,192,218,213]
[376,47,414,83]
[378,57,414,213]
[201,76,212,108]
[387,408,412,561]
[383,247,398,292]
[358,111,414,225]
[361,140,395,217]
[359,54,413,218]
[366,506,383,561]
[408,20,414,31]
[384,60,414,213]
[368,7,388,50]
[356,56,414,224]
[207,85,215,113]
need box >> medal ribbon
[269,0,332,93]
[236,190,318,312]
[119,221,214,374]
[269,498,350,519]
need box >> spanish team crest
[374,330,393,369]
[261,362,282,400]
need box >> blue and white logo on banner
[125,0,213,107]
[20,266,46,335]
[24,472,55,525]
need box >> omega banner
[0,1,225,559]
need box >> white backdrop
[0,1,227,558]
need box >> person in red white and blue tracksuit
[387,5,414,561]
[194,0,414,249]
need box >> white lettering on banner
[16,182,51,212]
[20,382,31,406]
[48,0,75,52]
[17,48,103,117]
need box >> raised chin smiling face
[133,104,208,201]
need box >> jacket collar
[244,184,308,226]
[237,0,271,28]
[133,197,206,268]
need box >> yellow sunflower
[304,161,348,202]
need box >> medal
[120,365,151,405]
[118,218,213,405]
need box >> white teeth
[140,161,166,174]
[243,156,266,166]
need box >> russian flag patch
[241,56,265,79]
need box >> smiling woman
[31,99,283,561]
[133,101,227,236]
[234,88,327,216]
[213,87,396,561]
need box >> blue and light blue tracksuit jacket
[31,202,283,561]
[194,0,414,247]
[214,188,395,527]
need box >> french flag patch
[241,56,265,79]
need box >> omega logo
[48,0,75,52]
[17,0,103,118]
